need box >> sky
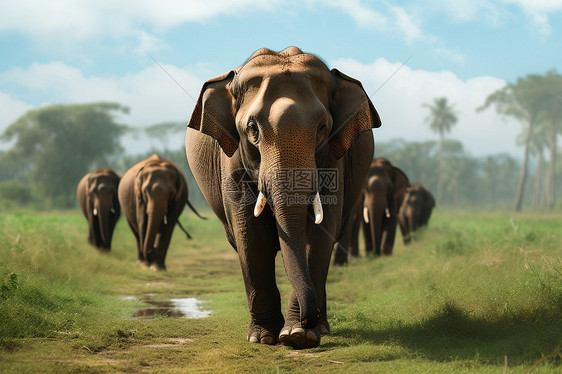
[1,0,561,158]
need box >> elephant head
[398,183,435,244]
[363,158,409,255]
[77,168,121,250]
[188,47,380,333]
[134,157,187,270]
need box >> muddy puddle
[124,296,211,319]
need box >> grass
[0,208,560,373]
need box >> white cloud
[0,62,204,152]
[330,57,522,157]
[390,6,423,44]
[321,0,388,30]
[0,0,282,48]
[502,0,562,37]
[0,92,34,135]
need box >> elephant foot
[319,320,330,336]
[279,322,320,349]
[246,317,284,345]
[149,263,166,271]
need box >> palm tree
[478,74,545,211]
[423,97,458,203]
[540,71,562,209]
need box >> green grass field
[0,208,560,373]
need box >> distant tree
[423,97,458,203]
[0,102,128,207]
[144,121,185,150]
[539,71,562,208]
[478,74,545,211]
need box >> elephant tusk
[363,206,369,223]
[163,215,168,225]
[93,208,98,216]
[313,192,323,224]
[254,191,267,217]
[385,208,391,218]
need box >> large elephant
[77,168,121,251]
[186,47,380,348]
[118,154,192,271]
[362,158,410,256]
[398,183,435,244]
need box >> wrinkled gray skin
[185,47,380,349]
[77,168,121,251]
[118,154,187,271]
[398,183,435,244]
[362,158,410,256]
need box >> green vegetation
[0,103,128,207]
[478,71,562,211]
[0,209,560,372]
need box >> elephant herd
[333,158,435,265]
[76,47,435,349]
[77,154,203,270]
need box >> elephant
[332,191,363,265]
[362,158,410,256]
[118,154,198,271]
[76,168,121,251]
[185,47,380,348]
[398,183,435,244]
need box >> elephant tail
[176,220,193,240]
[186,199,207,220]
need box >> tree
[478,74,545,211]
[144,121,185,151]
[423,97,458,203]
[0,102,128,207]
[539,71,562,208]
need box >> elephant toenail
[291,327,305,337]
[249,336,258,343]
[260,336,276,345]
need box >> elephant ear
[392,167,410,200]
[187,71,239,157]
[329,69,381,159]
[134,169,145,207]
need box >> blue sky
[1,0,561,157]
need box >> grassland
[0,208,560,373]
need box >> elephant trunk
[260,150,320,329]
[143,198,167,265]
[95,190,114,250]
[272,189,319,329]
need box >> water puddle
[123,296,211,319]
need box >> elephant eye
[246,120,260,144]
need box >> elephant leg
[126,220,143,263]
[332,243,348,265]
[350,215,360,257]
[150,223,175,271]
[381,216,398,255]
[233,213,284,345]
[362,219,372,255]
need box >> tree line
[1,70,560,211]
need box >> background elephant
[186,47,380,348]
[118,154,194,271]
[333,191,363,265]
[398,183,435,244]
[363,158,410,256]
[76,168,121,251]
